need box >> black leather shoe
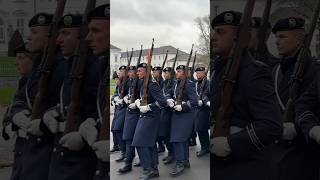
[118,162,132,174]
[110,145,120,153]
[139,169,159,180]
[196,149,209,157]
[157,143,165,153]
[170,161,185,177]
[115,152,125,162]
[163,155,174,165]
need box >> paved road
[110,106,210,180]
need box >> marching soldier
[167,65,198,177]
[194,66,210,157]
[111,65,129,162]
[159,67,174,164]
[268,17,319,180]
[118,65,141,174]
[10,13,67,180]
[42,14,99,180]
[132,62,168,180]
[5,43,33,180]
[210,11,282,180]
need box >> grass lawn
[0,87,16,106]
[0,56,18,76]
[110,79,115,96]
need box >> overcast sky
[110,0,209,53]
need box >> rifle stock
[141,39,154,106]
[130,45,143,104]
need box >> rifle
[141,39,155,106]
[160,50,169,74]
[176,44,194,105]
[119,48,133,99]
[213,0,256,138]
[190,51,197,78]
[64,0,97,133]
[170,49,179,80]
[254,0,272,62]
[31,0,67,120]
[283,0,320,123]
[130,45,143,104]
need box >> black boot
[110,145,120,153]
[157,143,165,153]
[196,149,209,157]
[118,161,132,174]
[139,169,159,180]
[163,155,174,165]
[170,161,185,177]
[115,152,125,162]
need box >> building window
[0,18,4,43]
[16,19,25,36]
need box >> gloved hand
[114,96,123,105]
[282,122,297,140]
[206,101,210,107]
[140,105,151,113]
[166,99,175,108]
[92,140,109,162]
[198,100,203,107]
[12,110,31,131]
[135,99,141,109]
[59,131,85,151]
[309,126,320,144]
[174,105,182,111]
[211,137,231,157]
[123,95,130,104]
[128,103,137,109]
[43,108,60,134]
[79,118,98,146]
[27,119,44,136]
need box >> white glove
[12,110,31,131]
[166,99,175,108]
[174,105,182,111]
[59,131,85,151]
[123,95,130,104]
[282,122,297,140]
[92,140,109,162]
[135,99,141,109]
[43,108,60,134]
[211,137,231,157]
[198,100,203,107]
[27,119,44,136]
[116,98,124,105]
[128,103,137,109]
[140,105,151,113]
[206,101,210,107]
[309,126,320,144]
[79,118,98,147]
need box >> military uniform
[111,65,129,161]
[169,65,198,176]
[210,11,282,180]
[267,17,319,180]
[194,67,210,156]
[132,63,168,179]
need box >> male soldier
[118,65,141,173]
[80,4,110,180]
[6,43,33,180]
[167,65,198,177]
[248,17,279,68]
[132,62,168,180]
[186,66,197,147]
[42,14,100,180]
[159,67,174,164]
[10,13,67,180]
[112,65,129,162]
[268,17,319,180]
[210,11,282,180]
[152,66,166,153]
[194,66,210,157]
